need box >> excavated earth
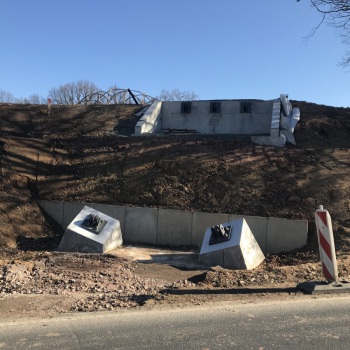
[1,100,350,318]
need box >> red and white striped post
[315,205,338,282]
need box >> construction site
[1,94,350,317]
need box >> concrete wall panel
[229,214,267,253]
[37,200,64,228]
[124,206,158,244]
[266,217,308,254]
[62,202,91,229]
[157,209,192,246]
[192,212,229,247]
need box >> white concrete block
[251,134,286,147]
[134,100,162,135]
[280,94,292,117]
[199,218,265,270]
[228,215,267,253]
[58,206,123,253]
[271,99,281,130]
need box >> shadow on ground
[160,286,298,295]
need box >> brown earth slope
[2,101,350,241]
[0,100,350,315]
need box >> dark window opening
[181,101,192,114]
[210,101,221,113]
[240,102,252,113]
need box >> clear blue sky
[1,0,349,107]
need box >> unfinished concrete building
[134,94,300,147]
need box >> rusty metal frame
[79,88,155,105]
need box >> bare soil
[1,100,350,318]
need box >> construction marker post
[315,205,338,282]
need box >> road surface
[1,295,350,349]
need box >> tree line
[0,89,46,104]
[0,81,199,105]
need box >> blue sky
[1,0,349,107]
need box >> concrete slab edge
[297,280,350,294]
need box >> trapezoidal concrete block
[58,206,123,253]
[199,218,265,270]
[229,214,267,254]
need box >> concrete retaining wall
[266,217,307,254]
[37,200,308,254]
[125,206,158,244]
[157,209,192,246]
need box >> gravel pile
[0,253,170,311]
[201,255,350,289]
[2,249,350,313]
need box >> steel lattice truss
[79,88,155,105]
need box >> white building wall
[160,100,273,135]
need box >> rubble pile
[0,253,169,311]
[1,249,350,313]
[202,255,350,289]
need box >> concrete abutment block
[58,206,123,253]
[199,218,265,270]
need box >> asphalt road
[1,295,350,349]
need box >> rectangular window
[210,101,221,113]
[181,101,192,114]
[240,102,252,113]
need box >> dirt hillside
[1,101,350,247]
[0,100,350,315]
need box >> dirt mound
[0,173,60,248]
[0,103,140,138]
[0,252,168,312]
